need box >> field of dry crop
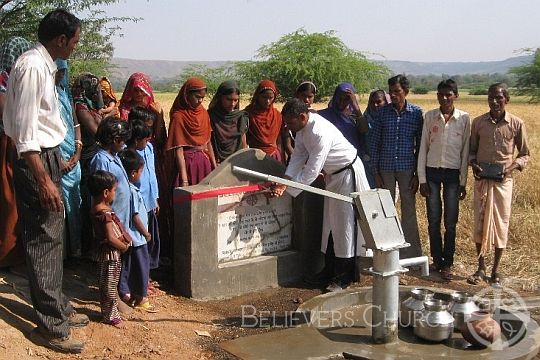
[152,91,540,288]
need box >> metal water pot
[414,299,454,342]
[449,291,479,331]
[400,288,433,327]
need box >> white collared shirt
[3,43,66,156]
[417,107,470,186]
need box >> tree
[511,48,540,103]
[234,29,390,99]
[0,0,137,76]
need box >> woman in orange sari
[245,80,284,162]
[163,78,216,259]
[166,77,216,187]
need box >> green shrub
[469,88,488,96]
[412,86,430,94]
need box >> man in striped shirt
[3,9,88,353]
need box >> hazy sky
[104,0,540,63]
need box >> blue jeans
[425,167,460,268]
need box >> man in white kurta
[271,99,371,290]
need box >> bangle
[75,140,83,148]
[74,124,81,128]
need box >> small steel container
[400,288,434,327]
[449,291,479,331]
[414,299,454,342]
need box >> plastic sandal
[135,301,159,313]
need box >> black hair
[488,82,510,100]
[295,81,317,95]
[388,74,410,91]
[95,116,131,146]
[128,106,157,124]
[368,89,386,103]
[87,170,117,197]
[281,98,309,117]
[126,119,152,146]
[119,148,145,175]
[437,79,459,95]
[219,86,240,96]
[38,9,81,43]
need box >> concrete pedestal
[173,149,323,299]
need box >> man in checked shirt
[370,74,423,261]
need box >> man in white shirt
[417,79,470,281]
[2,9,87,353]
[271,98,371,291]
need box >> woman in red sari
[166,77,216,187]
[244,80,284,162]
[119,72,166,142]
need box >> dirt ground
[0,259,539,360]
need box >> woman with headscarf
[363,90,389,187]
[318,83,368,154]
[209,80,249,164]
[119,73,166,145]
[0,37,32,267]
[163,78,215,259]
[166,77,216,187]
[244,80,284,162]
[99,76,119,118]
[283,81,318,161]
[72,72,105,257]
[55,59,82,258]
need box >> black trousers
[13,147,73,338]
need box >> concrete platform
[220,287,540,360]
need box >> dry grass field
[152,91,540,289]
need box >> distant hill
[109,58,226,86]
[380,55,533,76]
[109,55,534,85]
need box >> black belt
[332,156,357,175]
[40,145,59,153]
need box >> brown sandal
[441,268,453,281]
[466,269,485,285]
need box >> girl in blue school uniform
[118,149,157,312]
[127,108,162,294]
[89,117,132,250]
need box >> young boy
[417,79,471,281]
[118,149,157,312]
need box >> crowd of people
[0,8,530,354]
